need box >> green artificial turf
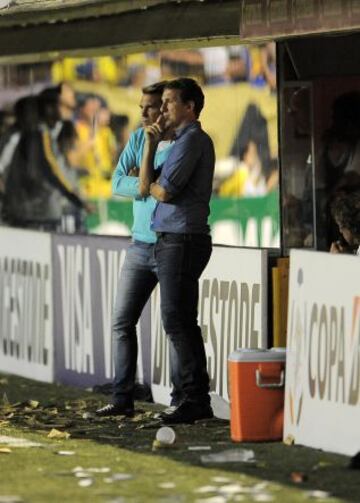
[0,374,357,503]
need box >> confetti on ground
[78,478,93,488]
[158,482,176,489]
[252,482,269,492]
[87,467,111,473]
[26,400,39,409]
[0,436,43,448]
[194,486,217,494]
[201,449,255,464]
[0,374,355,503]
[47,429,70,439]
[252,494,274,502]
[283,435,295,446]
[111,473,134,481]
[306,490,331,499]
[218,484,247,495]
[152,439,176,450]
[195,496,227,503]
[188,446,212,451]
[103,473,134,484]
[211,477,232,484]
[72,466,84,473]
[75,472,91,478]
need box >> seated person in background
[218,140,266,197]
[329,190,360,256]
[260,42,276,91]
[227,45,250,83]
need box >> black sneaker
[161,400,213,424]
[95,403,134,417]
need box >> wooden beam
[0,0,241,63]
[0,0,194,28]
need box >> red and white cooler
[228,348,286,442]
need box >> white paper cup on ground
[155,426,176,445]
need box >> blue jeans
[155,233,212,404]
[112,241,181,407]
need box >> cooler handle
[256,369,284,388]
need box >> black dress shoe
[161,400,213,424]
[156,405,177,420]
[95,403,134,417]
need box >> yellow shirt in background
[76,121,115,198]
[219,166,249,197]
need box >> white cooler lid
[228,347,286,363]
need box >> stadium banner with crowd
[284,250,360,456]
[87,191,280,248]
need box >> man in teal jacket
[96,81,177,416]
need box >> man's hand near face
[139,115,166,197]
[144,115,165,147]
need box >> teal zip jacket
[112,127,173,243]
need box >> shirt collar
[174,120,200,140]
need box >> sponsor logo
[57,244,94,374]
[287,268,360,427]
[0,256,51,365]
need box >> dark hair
[331,190,360,239]
[142,81,168,96]
[164,78,204,118]
[14,95,39,130]
[58,120,78,154]
[38,87,60,120]
[110,113,129,132]
[76,92,98,109]
[39,86,60,103]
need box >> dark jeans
[155,232,212,404]
[112,241,181,407]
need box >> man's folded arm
[150,133,200,202]
[112,132,141,198]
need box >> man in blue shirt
[96,81,178,417]
[143,78,215,424]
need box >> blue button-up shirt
[151,121,215,234]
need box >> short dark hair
[331,190,360,239]
[38,86,60,119]
[77,92,98,109]
[164,78,204,118]
[142,81,168,96]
